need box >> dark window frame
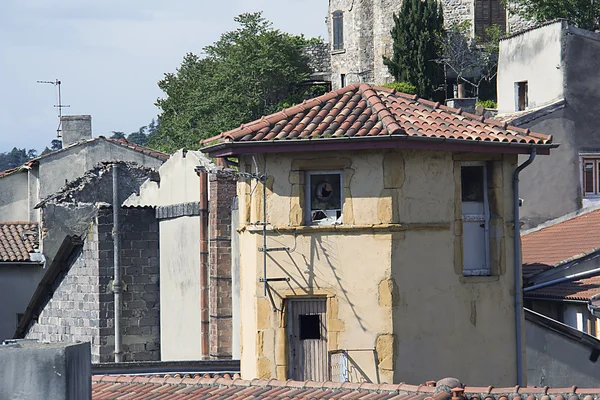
[332,11,344,51]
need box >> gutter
[198,168,210,359]
[513,148,536,386]
[201,135,557,157]
[524,267,600,293]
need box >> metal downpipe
[199,169,209,359]
[112,164,123,362]
[513,148,536,386]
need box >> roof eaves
[522,204,600,236]
[201,133,557,156]
[496,99,566,126]
[525,308,600,349]
[499,19,567,42]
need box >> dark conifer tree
[383,0,444,99]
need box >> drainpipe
[112,164,123,362]
[199,169,209,359]
[513,148,536,386]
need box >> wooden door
[287,299,328,381]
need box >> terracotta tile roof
[203,84,553,154]
[522,208,600,278]
[0,222,39,262]
[0,137,168,178]
[526,274,600,301]
[91,375,600,400]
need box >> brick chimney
[61,115,92,147]
[208,172,237,359]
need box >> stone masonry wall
[208,175,237,358]
[26,222,103,362]
[27,207,160,363]
[97,207,160,362]
[327,0,534,89]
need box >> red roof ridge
[360,85,405,135]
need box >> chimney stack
[60,115,92,147]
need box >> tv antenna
[37,79,70,138]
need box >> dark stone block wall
[27,207,160,362]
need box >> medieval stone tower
[326,0,532,89]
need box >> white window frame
[580,154,600,198]
[461,161,491,276]
[514,81,528,111]
[305,170,344,226]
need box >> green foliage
[0,148,37,171]
[476,99,498,108]
[504,0,600,30]
[382,81,418,95]
[110,131,126,140]
[383,0,445,100]
[151,12,322,153]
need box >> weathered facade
[497,21,600,228]
[0,115,166,223]
[202,84,555,385]
[16,163,160,362]
[325,0,533,89]
[124,150,238,361]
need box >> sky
[0,0,328,152]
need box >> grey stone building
[323,0,533,89]
[496,20,600,228]
[14,162,160,362]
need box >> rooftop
[0,222,39,263]
[521,208,600,278]
[91,374,600,400]
[0,137,168,178]
[202,84,554,157]
[526,273,600,301]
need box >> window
[461,163,491,276]
[516,81,528,111]
[332,11,343,51]
[581,156,600,196]
[340,74,346,88]
[306,171,343,225]
[299,315,321,340]
[474,0,506,39]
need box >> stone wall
[26,207,160,362]
[326,0,534,89]
[26,224,103,361]
[303,43,331,81]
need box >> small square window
[306,171,343,226]
[299,314,321,340]
[515,81,528,111]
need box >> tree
[435,22,502,101]
[51,139,62,151]
[505,0,599,30]
[127,126,149,146]
[151,12,322,153]
[383,0,445,99]
[110,131,126,140]
[0,147,36,171]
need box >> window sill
[240,222,450,234]
[459,275,499,283]
[331,49,346,55]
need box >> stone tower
[326,0,533,89]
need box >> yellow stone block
[257,357,272,379]
[328,319,345,332]
[257,298,271,330]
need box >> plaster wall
[513,26,600,228]
[124,149,202,207]
[0,264,45,340]
[497,21,565,113]
[124,150,208,360]
[0,341,91,400]
[37,139,163,200]
[526,317,600,387]
[237,149,518,385]
[159,216,202,360]
[0,172,28,222]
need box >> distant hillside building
[323,0,532,89]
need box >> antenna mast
[37,79,70,138]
